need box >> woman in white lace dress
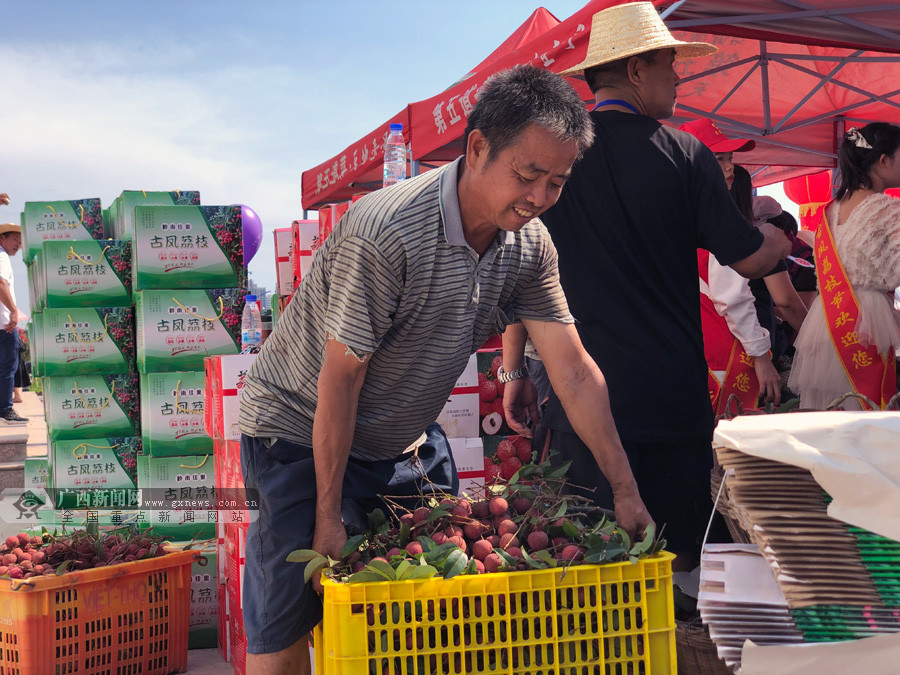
[789,123,900,410]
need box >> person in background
[501,2,790,572]
[0,224,27,424]
[0,195,9,206]
[764,208,818,310]
[238,65,650,675]
[679,118,781,412]
[789,123,900,410]
[732,166,809,363]
[13,324,30,403]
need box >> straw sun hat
[0,224,21,236]
[560,2,716,76]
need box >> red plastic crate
[0,549,198,674]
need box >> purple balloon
[239,205,262,264]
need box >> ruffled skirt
[788,289,900,410]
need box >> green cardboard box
[48,436,142,509]
[112,190,200,241]
[44,374,140,441]
[113,190,201,241]
[40,239,132,308]
[140,370,211,456]
[134,289,243,372]
[132,205,246,290]
[22,198,104,264]
[141,454,217,541]
[38,307,135,376]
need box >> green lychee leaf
[394,560,412,578]
[542,461,572,481]
[401,565,438,580]
[286,549,323,564]
[521,548,548,569]
[423,541,463,565]
[426,506,451,522]
[493,548,516,568]
[554,501,568,518]
[367,508,388,535]
[348,570,389,583]
[531,550,558,567]
[398,521,411,547]
[303,559,329,585]
[629,523,656,557]
[340,535,367,560]
[442,549,468,579]
[466,558,477,575]
[562,520,580,539]
[366,559,397,580]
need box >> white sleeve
[707,256,771,357]
[0,253,11,285]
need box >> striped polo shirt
[239,157,573,461]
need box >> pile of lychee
[351,493,588,576]
[0,532,52,579]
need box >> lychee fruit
[472,539,493,561]
[484,553,503,573]
[489,497,508,517]
[499,533,519,550]
[527,531,549,551]
[560,545,584,562]
[405,541,424,557]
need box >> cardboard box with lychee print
[476,349,515,437]
[435,353,479,439]
[447,436,484,497]
[274,227,295,296]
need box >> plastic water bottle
[383,122,406,188]
[241,294,262,352]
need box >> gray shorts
[239,423,458,654]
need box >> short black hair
[463,65,594,162]
[582,49,663,95]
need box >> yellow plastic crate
[314,551,676,675]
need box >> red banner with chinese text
[816,210,896,409]
[709,340,759,415]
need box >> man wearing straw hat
[502,2,790,570]
[0,222,27,425]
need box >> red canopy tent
[301,7,562,210]
[301,0,900,210]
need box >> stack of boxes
[23,190,249,651]
[273,218,319,313]
[24,197,142,523]
[205,353,257,671]
[131,198,247,649]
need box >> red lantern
[886,187,900,200]
[783,170,833,231]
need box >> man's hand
[0,194,9,206]
[311,515,347,593]
[753,353,781,406]
[502,376,539,438]
[3,317,17,334]
[613,487,654,542]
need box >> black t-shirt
[540,111,763,443]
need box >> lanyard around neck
[592,99,641,115]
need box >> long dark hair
[836,122,900,199]
[730,164,754,223]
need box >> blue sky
[2,0,591,313]
[2,0,792,315]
